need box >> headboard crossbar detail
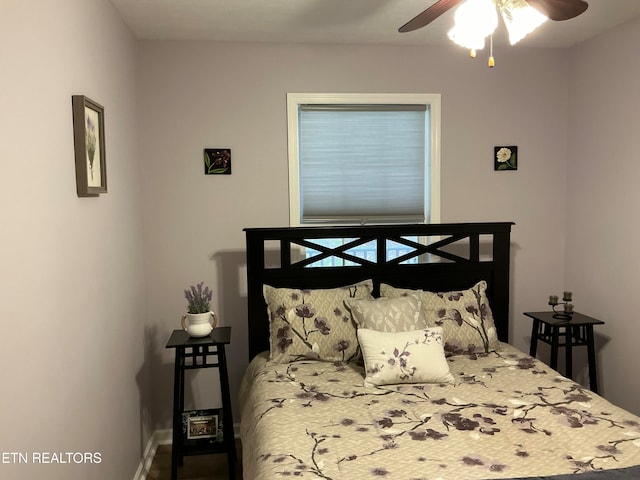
[244,222,514,360]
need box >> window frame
[286,93,441,227]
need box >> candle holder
[548,291,574,320]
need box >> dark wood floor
[145,441,242,480]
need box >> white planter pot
[181,311,217,337]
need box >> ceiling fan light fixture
[501,1,548,45]
[447,0,498,50]
[398,0,589,67]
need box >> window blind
[298,104,428,224]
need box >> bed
[240,223,640,479]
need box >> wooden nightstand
[166,327,236,480]
[524,311,604,393]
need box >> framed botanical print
[72,95,107,196]
[494,145,518,171]
[204,148,231,175]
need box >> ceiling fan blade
[399,0,463,33]
[526,0,588,21]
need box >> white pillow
[357,327,455,387]
[344,294,426,332]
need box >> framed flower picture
[72,95,107,196]
[204,148,231,175]
[494,146,517,171]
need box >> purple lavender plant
[184,281,213,314]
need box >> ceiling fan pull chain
[488,34,495,67]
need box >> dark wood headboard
[244,222,514,360]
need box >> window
[287,93,441,266]
[304,237,420,267]
[287,93,441,227]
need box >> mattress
[240,343,640,479]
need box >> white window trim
[287,93,441,227]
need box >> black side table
[524,311,604,393]
[166,327,236,480]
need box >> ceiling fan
[399,0,588,33]
[398,0,588,66]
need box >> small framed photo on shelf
[182,409,223,441]
[72,95,107,196]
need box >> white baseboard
[133,424,240,480]
[132,429,171,480]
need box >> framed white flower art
[494,145,517,171]
[72,95,107,196]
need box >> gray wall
[0,1,146,478]
[566,15,640,414]
[137,40,571,427]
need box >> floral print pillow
[264,280,374,364]
[344,294,426,332]
[357,327,454,387]
[380,281,500,357]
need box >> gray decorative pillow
[344,295,426,332]
[380,281,500,357]
[264,280,374,364]
[358,327,455,387]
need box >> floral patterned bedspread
[239,343,640,480]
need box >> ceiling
[109,0,640,48]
